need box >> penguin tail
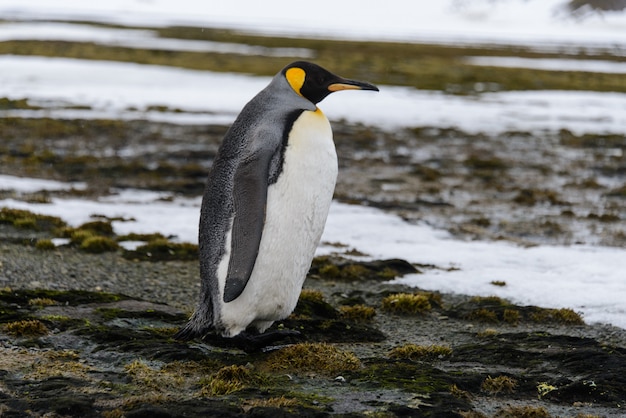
[173,324,199,341]
[173,316,216,341]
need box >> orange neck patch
[285,67,306,96]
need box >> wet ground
[1,117,624,248]
[1,235,625,417]
[0,113,625,416]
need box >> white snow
[465,56,626,74]
[0,174,86,193]
[1,0,625,51]
[1,56,625,135]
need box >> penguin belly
[219,109,337,337]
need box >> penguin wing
[222,150,272,303]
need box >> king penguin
[175,61,378,345]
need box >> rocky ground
[1,115,625,417]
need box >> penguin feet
[230,329,302,353]
[197,329,302,353]
[176,326,302,353]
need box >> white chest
[218,108,338,336]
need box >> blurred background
[1,0,624,247]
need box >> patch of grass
[125,359,184,391]
[490,280,506,287]
[477,328,499,338]
[481,375,518,395]
[338,304,376,321]
[470,296,510,305]
[80,236,119,253]
[311,256,418,281]
[388,344,453,361]
[122,238,198,261]
[531,307,584,325]
[503,309,520,325]
[381,292,441,315]
[0,207,67,232]
[28,298,58,307]
[200,364,268,396]
[75,220,115,236]
[0,97,41,110]
[35,238,56,250]
[298,289,325,303]
[468,308,499,323]
[450,384,472,401]
[3,319,49,337]
[263,343,360,375]
[117,232,167,242]
[68,229,97,245]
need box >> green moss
[263,343,360,375]
[80,236,119,253]
[3,319,49,336]
[35,239,56,251]
[381,293,432,315]
[468,308,499,323]
[311,256,418,281]
[201,365,258,396]
[470,296,510,306]
[481,375,518,395]
[117,232,167,242]
[388,344,453,361]
[339,304,376,321]
[69,229,96,245]
[28,298,58,307]
[298,289,325,303]
[530,307,584,325]
[0,97,41,110]
[0,207,67,231]
[76,220,114,236]
[503,309,520,325]
[122,238,198,261]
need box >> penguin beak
[328,78,379,93]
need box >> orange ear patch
[285,67,306,96]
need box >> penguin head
[282,61,379,104]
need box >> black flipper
[223,151,272,303]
